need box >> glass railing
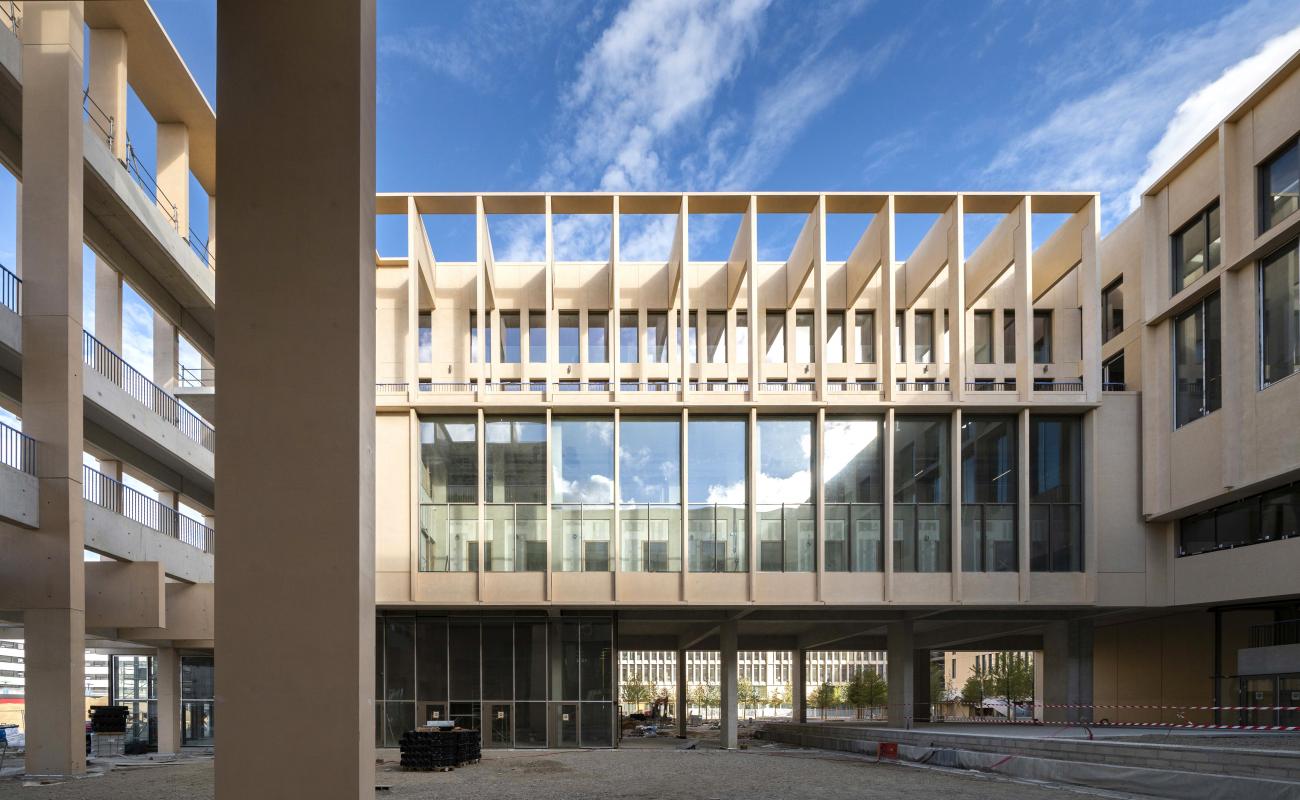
[82,465,213,553]
[619,503,681,572]
[756,503,815,572]
[823,503,882,571]
[688,503,747,572]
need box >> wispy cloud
[985,0,1300,229]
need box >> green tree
[737,678,763,717]
[845,668,887,719]
[960,671,990,705]
[621,676,652,711]
[687,683,709,718]
[985,652,1035,716]
[930,661,950,704]
[811,681,840,719]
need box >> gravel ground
[0,747,1130,800]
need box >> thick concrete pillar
[1043,621,1093,723]
[87,27,126,159]
[93,255,122,350]
[216,2,375,797]
[886,621,914,728]
[156,123,189,234]
[791,647,807,723]
[719,621,738,748]
[155,647,181,755]
[153,315,177,389]
[675,649,687,737]
[13,0,86,777]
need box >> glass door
[557,703,579,748]
[421,702,448,726]
[1279,675,1300,727]
[488,704,512,748]
[1240,677,1276,726]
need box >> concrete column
[12,0,87,777]
[676,648,688,737]
[791,647,807,723]
[153,315,177,389]
[94,255,122,350]
[1013,197,1034,402]
[886,620,914,728]
[719,620,738,749]
[156,123,189,233]
[216,2,375,798]
[155,647,181,755]
[207,193,217,259]
[87,27,126,160]
[1043,620,1093,723]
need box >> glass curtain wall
[961,416,1017,572]
[688,418,747,572]
[1030,416,1083,572]
[485,418,547,571]
[110,655,156,751]
[823,417,883,571]
[757,418,815,571]
[619,417,681,572]
[1260,240,1299,388]
[893,416,950,572]
[552,418,615,571]
[419,417,478,571]
[180,656,215,746]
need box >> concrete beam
[84,560,164,629]
[118,581,212,643]
[726,197,753,307]
[845,212,883,305]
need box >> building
[0,641,109,699]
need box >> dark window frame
[1170,200,1221,295]
[1258,134,1300,234]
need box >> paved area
[0,746,1145,799]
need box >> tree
[688,684,710,719]
[810,681,840,719]
[767,685,786,712]
[845,668,887,719]
[737,679,763,717]
[704,685,721,719]
[930,661,950,705]
[960,672,990,706]
[985,652,1034,717]
[622,676,652,711]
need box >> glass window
[500,312,521,363]
[1260,137,1299,232]
[1174,292,1221,427]
[470,310,490,364]
[1003,309,1015,363]
[914,310,934,364]
[757,418,815,572]
[1033,310,1052,364]
[1172,202,1221,293]
[1102,351,1125,389]
[825,311,844,363]
[484,418,546,571]
[1261,484,1299,542]
[1029,416,1083,572]
[823,417,883,572]
[418,312,432,363]
[894,311,906,363]
[419,418,478,572]
[620,312,639,364]
[706,311,727,363]
[552,418,614,571]
[688,418,747,573]
[765,311,786,363]
[1260,240,1299,387]
[528,311,546,363]
[893,416,950,572]
[558,311,580,364]
[736,311,749,363]
[961,416,1017,572]
[619,418,681,572]
[1102,278,1124,343]
[794,311,814,363]
[587,311,608,363]
[647,311,668,363]
[856,310,875,364]
[685,312,698,364]
[973,310,994,364]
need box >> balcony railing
[966,381,1016,392]
[760,381,814,392]
[0,421,35,475]
[0,262,19,314]
[1102,382,1127,392]
[124,137,180,231]
[177,365,215,389]
[1034,380,1085,392]
[83,331,215,452]
[421,381,475,392]
[897,381,950,392]
[691,381,749,393]
[83,465,214,554]
[376,381,409,393]
[82,89,114,151]
[1249,620,1300,648]
[826,381,881,392]
[0,2,20,37]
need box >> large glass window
[765,311,786,363]
[1260,239,1299,387]
[914,310,934,364]
[1172,202,1221,293]
[619,312,638,364]
[558,311,580,364]
[973,310,994,364]
[419,418,478,572]
[485,418,546,571]
[823,417,883,571]
[736,311,749,363]
[1102,278,1124,343]
[1102,351,1125,389]
[1180,481,1300,556]
[588,311,608,363]
[1002,309,1015,363]
[706,311,727,363]
[1174,292,1221,427]
[1030,416,1082,572]
[500,312,521,363]
[552,418,614,571]
[688,418,747,572]
[619,417,680,572]
[795,311,814,363]
[856,310,875,363]
[826,311,844,363]
[961,416,1017,572]
[893,416,950,572]
[1033,310,1052,364]
[528,310,547,363]
[647,311,668,363]
[1260,137,1299,232]
[757,418,815,572]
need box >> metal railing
[0,2,21,37]
[124,137,180,230]
[0,421,35,475]
[177,366,215,389]
[1034,381,1085,392]
[82,465,214,554]
[897,381,950,392]
[83,331,215,451]
[1102,382,1127,392]
[553,381,611,392]
[376,381,409,393]
[1249,619,1300,648]
[185,229,215,269]
[420,381,475,392]
[965,381,1016,392]
[0,263,19,314]
[82,89,114,150]
[691,381,748,393]
[826,381,881,392]
[760,381,814,392]
[619,381,681,392]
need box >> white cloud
[1125,25,1300,212]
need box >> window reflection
[619,418,681,572]
[893,416,950,572]
[484,418,546,571]
[823,417,883,571]
[961,416,1017,572]
[688,418,747,572]
[552,418,614,571]
[757,418,815,572]
[419,418,478,571]
[1030,416,1083,572]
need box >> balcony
[174,365,215,420]
[0,263,18,368]
[0,420,36,527]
